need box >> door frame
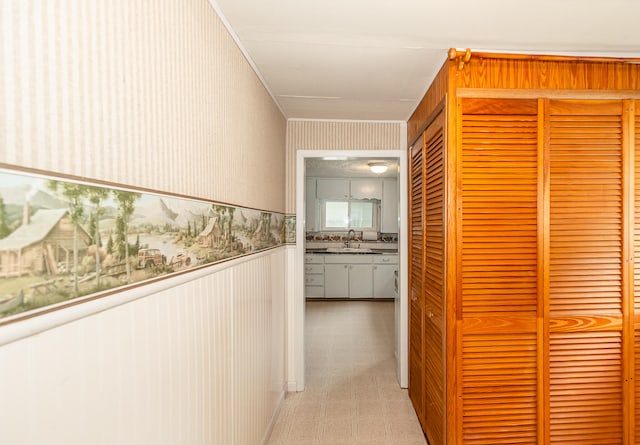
[294,149,409,390]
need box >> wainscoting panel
[0,248,286,445]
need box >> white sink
[325,247,372,253]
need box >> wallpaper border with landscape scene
[0,164,295,326]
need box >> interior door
[459,98,541,444]
[423,109,446,445]
[547,99,625,444]
[409,136,426,427]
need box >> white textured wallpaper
[0,0,286,212]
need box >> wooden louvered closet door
[423,110,446,445]
[459,98,541,445]
[547,100,625,445]
[409,135,426,426]
[632,101,640,445]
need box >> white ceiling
[212,0,640,121]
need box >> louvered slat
[460,98,539,444]
[424,111,446,445]
[548,100,624,444]
[409,137,425,425]
[549,332,623,444]
[462,333,538,445]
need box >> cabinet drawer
[373,255,398,264]
[304,264,324,274]
[324,254,373,264]
[304,254,324,264]
[305,286,325,298]
[304,275,324,286]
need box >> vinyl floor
[266,300,427,445]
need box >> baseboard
[287,380,297,392]
[260,386,286,445]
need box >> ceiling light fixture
[368,162,388,174]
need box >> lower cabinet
[307,253,398,299]
[324,264,349,298]
[348,264,373,298]
[304,254,325,297]
[373,255,398,298]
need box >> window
[322,199,377,230]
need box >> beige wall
[1,0,286,212]
[0,1,287,443]
[285,119,404,212]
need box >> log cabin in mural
[0,204,90,277]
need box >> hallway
[267,301,426,445]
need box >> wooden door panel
[460,98,540,444]
[409,137,425,424]
[424,110,446,445]
[634,103,640,445]
[549,332,623,444]
[461,332,538,444]
[548,99,624,444]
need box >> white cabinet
[305,178,318,231]
[305,254,325,298]
[349,264,373,298]
[316,178,350,199]
[315,178,384,200]
[325,254,374,299]
[306,253,397,299]
[381,179,398,233]
[350,179,383,200]
[324,264,349,298]
[373,255,398,298]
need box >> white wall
[0,1,287,444]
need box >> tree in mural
[211,204,235,245]
[106,233,114,255]
[47,180,86,296]
[86,186,110,289]
[0,197,11,239]
[113,190,141,282]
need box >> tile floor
[267,300,427,445]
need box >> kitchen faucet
[347,229,356,248]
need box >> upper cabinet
[316,178,350,199]
[350,179,382,200]
[305,178,318,231]
[381,179,398,233]
[316,178,385,200]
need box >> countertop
[305,248,397,255]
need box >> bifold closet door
[459,98,541,444]
[409,135,426,426]
[423,110,446,445]
[633,103,640,444]
[547,100,626,445]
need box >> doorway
[294,150,408,391]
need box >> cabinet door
[324,264,349,298]
[305,178,317,231]
[381,179,398,233]
[316,178,350,199]
[373,264,396,298]
[350,179,382,200]
[348,264,373,298]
